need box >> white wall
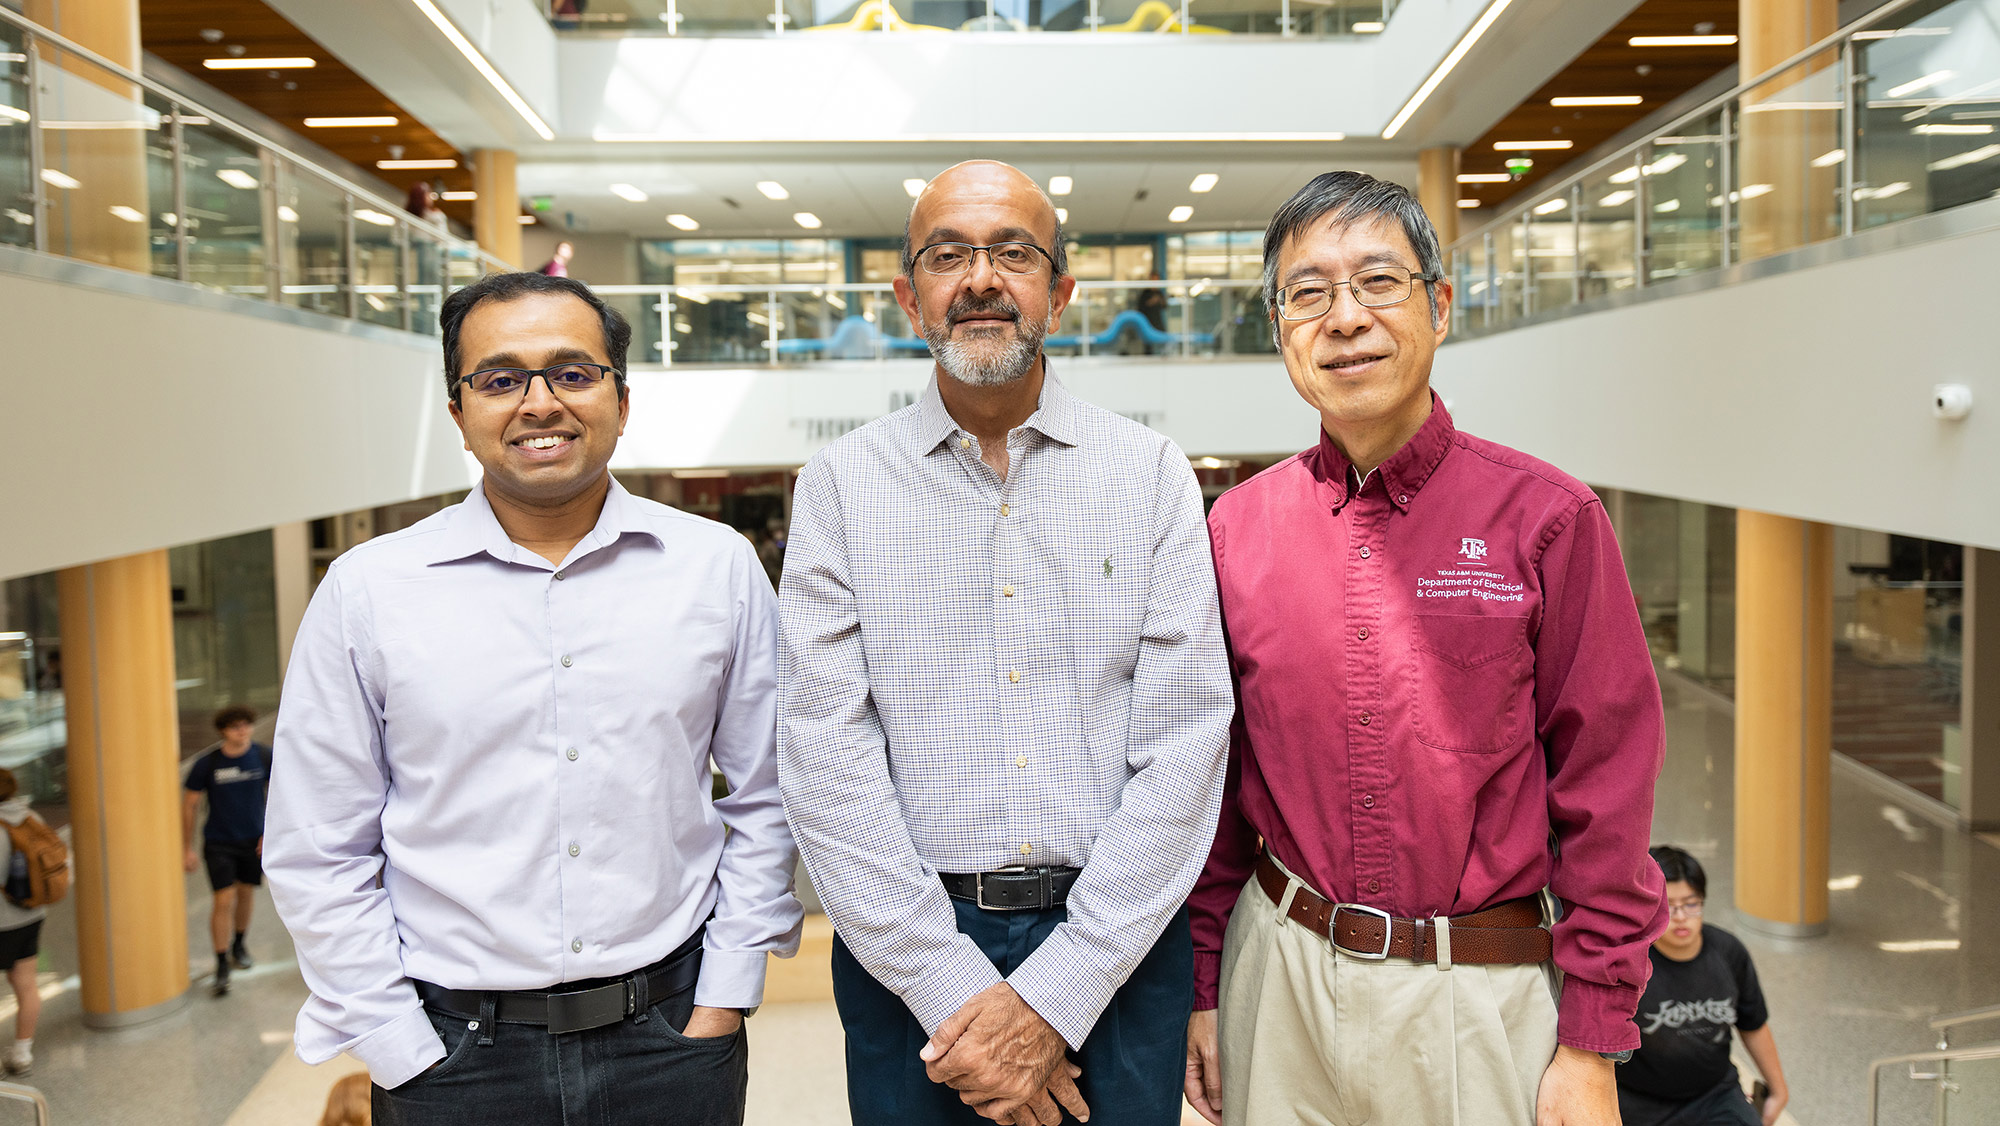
[1432,225,2000,551]
[0,270,476,582]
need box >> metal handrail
[1930,1005,2000,1033]
[1450,0,1927,250]
[592,278,1263,297]
[0,1081,49,1126]
[0,5,496,263]
[1868,1042,2000,1126]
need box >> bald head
[902,160,1068,281]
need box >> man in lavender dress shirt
[266,272,801,1125]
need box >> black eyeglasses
[1276,265,1440,319]
[456,362,620,399]
[912,241,1055,277]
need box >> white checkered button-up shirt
[777,371,1233,1048]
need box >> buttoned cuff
[1556,976,1644,1054]
[898,940,1007,1038]
[1193,952,1222,1012]
[693,948,774,1011]
[339,1005,446,1090]
[1007,929,1121,1051]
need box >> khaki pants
[1217,859,1559,1126]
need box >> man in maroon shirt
[1183,171,1667,1126]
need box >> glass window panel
[277,166,348,317]
[1577,160,1639,300]
[1644,116,1725,283]
[0,23,30,249]
[782,238,843,283]
[143,97,179,279]
[35,47,155,273]
[352,205,405,328]
[181,120,267,297]
[1489,220,1524,326]
[1526,195,1575,315]
[858,247,902,283]
[409,228,447,336]
[1734,57,1844,261]
[1855,0,2000,231]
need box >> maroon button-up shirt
[1190,396,1667,1052]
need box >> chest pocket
[1410,613,1532,754]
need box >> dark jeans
[372,983,747,1126]
[1618,1075,1762,1126]
[832,900,1192,1125]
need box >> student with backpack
[0,767,55,1076]
[183,705,272,997]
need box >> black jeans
[832,901,1193,1124]
[1618,1075,1762,1126]
[372,983,747,1126]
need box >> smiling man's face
[1273,213,1451,437]
[448,291,629,511]
[893,161,1074,388]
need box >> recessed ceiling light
[757,181,789,200]
[1810,149,1847,167]
[354,209,396,226]
[1457,172,1511,183]
[441,190,477,201]
[378,158,457,170]
[1627,35,1737,46]
[793,212,822,229]
[1914,122,1990,135]
[1049,175,1073,195]
[1654,199,1681,212]
[1353,21,1384,32]
[903,178,926,197]
[1456,199,1480,208]
[1055,208,1068,224]
[203,57,316,69]
[1532,197,1568,214]
[1189,173,1219,193]
[1551,96,1643,107]
[216,169,259,190]
[1168,205,1193,223]
[303,116,398,127]
[516,214,537,224]
[667,213,699,230]
[278,205,300,222]
[1596,190,1635,207]
[39,168,80,189]
[1494,140,1573,150]
[107,205,144,222]
[609,183,648,202]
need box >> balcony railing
[0,8,509,336]
[593,278,1277,366]
[552,0,1397,37]
[1447,0,2000,337]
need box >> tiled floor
[6,670,1997,1124]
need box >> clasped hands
[920,983,1091,1124]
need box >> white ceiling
[516,151,1422,239]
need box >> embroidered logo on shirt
[1459,537,1489,561]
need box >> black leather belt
[415,931,703,1036]
[941,866,1081,911]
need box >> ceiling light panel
[1887,70,1956,99]
[1049,175,1073,195]
[903,178,926,197]
[609,183,649,202]
[304,116,398,128]
[1494,140,1573,150]
[793,212,822,229]
[39,168,79,189]
[1551,96,1643,107]
[1055,208,1068,223]
[1189,173,1219,193]
[1353,21,1384,32]
[1456,198,1481,208]
[1627,35,1737,46]
[1458,172,1511,183]
[441,190,478,201]
[107,205,144,222]
[1168,205,1193,222]
[216,169,259,189]
[378,158,457,170]
[204,57,316,69]
[667,214,700,230]
[757,180,789,200]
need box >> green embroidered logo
[1103,556,1114,577]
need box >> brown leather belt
[1256,853,1551,965]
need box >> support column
[1960,548,2000,831]
[271,521,312,676]
[24,0,150,273]
[471,149,521,269]
[1418,146,1462,248]
[58,551,189,1027]
[1736,0,1840,261]
[1734,512,1833,936]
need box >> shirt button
[1009,670,1021,683]
[571,938,583,953]
[560,654,573,668]
[1362,794,1375,809]
[1001,504,1011,517]
[1367,879,1381,894]
[568,842,580,857]
[1016,755,1028,768]
[554,570,566,581]
[1357,627,1370,640]
[566,747,579,761]
[1359,546,1371,559]
[1002,584,1015,597]
[960,437,971,449]
[1398,494,1409,504]
[1359,712,1372,726]
[1019,843,1033,856]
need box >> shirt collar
[911,359,1082,455]
[426,474,662,567]
[1314,391,1456,514]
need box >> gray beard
[922,309,1051,388]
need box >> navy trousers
[832,900,1193,1125]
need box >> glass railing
[1448,0,2000,337]
[0,8,508,334]
[593,278,1277,365]
[1870,1042,2000,1125]
[551,0,1396,36]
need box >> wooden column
[1734,511,1833,935]
[1736,0,1840,261]
[1418,146,1462,248]
[471,149,521,269]
[1959,548,2000,831]
[58,551,189,1026]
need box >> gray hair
[1261,171,1445,343]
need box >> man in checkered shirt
[777,161,1234,1125]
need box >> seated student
[1619,846,1791,1126]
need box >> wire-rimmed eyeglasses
[1275,265,1440,319]
[456,362,621,399]
[912,241,1055,277]
[1667,900,1705,918]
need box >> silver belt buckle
[976,866,1031,911]
[1332,903,1395,960]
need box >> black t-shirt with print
[1618,925,1768,1107]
